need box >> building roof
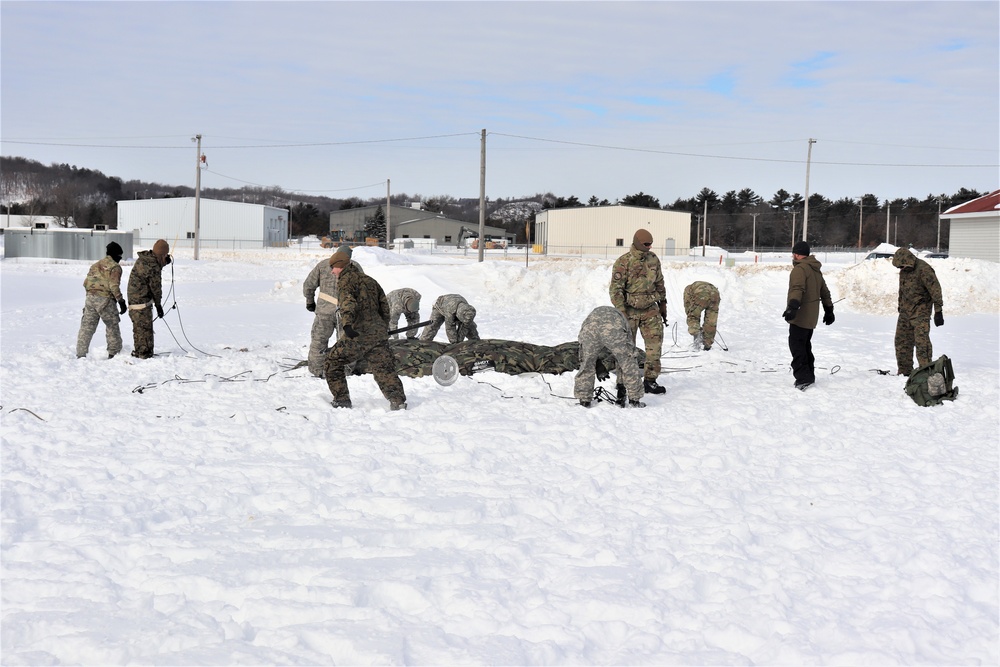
[942,190,1000,216]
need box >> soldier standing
[127,239,170,359]
[610,228,667,395]
[782,241,834,390]
[76,241,128,359]
[891,247,944,376]
[386,287,422,340]
[324,250,407,410]
[683,281,721,351]
[420,294,479,343]
[303,246,363,377]
[574,306,645,408]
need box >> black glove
[595,359,610,382]
[155,303,164,319]
[306,302,316,312]
[934,311,944,327]
[782,299,800,322]
[343,324,358,339]
[823,307,835,326]
[658,301,667,325]
[118,299,127,315]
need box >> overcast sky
[2,1,997,205]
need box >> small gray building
[117,198,289,249]
[330,204,511,248]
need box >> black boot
[643,379,666,394]
[616,384,627,406]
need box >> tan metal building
[534,205,691,257]
[941,190,999,262]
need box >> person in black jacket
[782,241,834,390]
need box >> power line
[0,132,479,150]
[488,132,997,168]
[205,168,385,194]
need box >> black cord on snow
[5,407,46,421]
[132,370,280,394]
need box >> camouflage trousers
[308,312,339,377]
[683,284,720,348]
[625,305,663,380]
[77,294,123,357]
[325,336,406,406]
[129,307,155,358]
[895,306,933,374]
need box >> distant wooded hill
[0,156,984,247]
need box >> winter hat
[152,239,170,257]
[337,245,354,257]
[456,303,476,323]
[632,229,653,252]
[792,241,810,256]
[106,242,123,259]
[329,250,351,269]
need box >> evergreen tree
[364,204,386,240]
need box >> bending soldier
[420,294,479,343]
[575,306,645,408]
[386,288,422,340]
[683,281,721,351]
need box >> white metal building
[534,205,691,257]
[941,190,999,263]
[117,198,289,249]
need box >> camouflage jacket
[303,258,363,315]
[786,255,832,329]
[83,256,123,301]
[684,281,719,307]
[892,248,943,315]
[336,262,390,340]
[127,250,163,306]
[387,288,422,322]
[609,247,665,311]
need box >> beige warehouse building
[534,205,691,258]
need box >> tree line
[1,156,985,249]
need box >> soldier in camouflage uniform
[303,246,363,377]
[324,250,407,410]
[76,242,128,359]
[574,306,645,408]
[683,281,721,351]
[610,228,667,395]
[127,239,170,359]
[386,287,422,340]
[892,247,944,376]
[419,294,480,343]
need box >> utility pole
[386,179,391,250]
[478,129,486,263]
[802,138,816,241]
[857,196,863,248]
[701,200,707,256]
[936,198,943,252]
[751,213,758,253]
[791,210,797,248]
[885,203,890,244]
[193,134,202,260]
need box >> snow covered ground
[2,238,998,665]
